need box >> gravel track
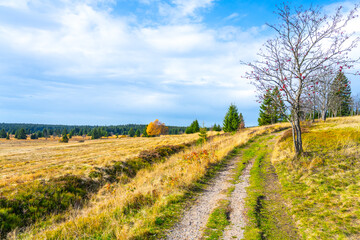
[223,160,253,240]
[165,156,239,240]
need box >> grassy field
[11,124,286,239]
[5,116,357,240]
[0,134,204,196]
[272,116,360,239]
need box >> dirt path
[165,154,240,240]
[166,133,299,240]
[222,160,253,240]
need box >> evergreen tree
[198,126,207,145]
[6,132,10,140]
[135,129,140,137]
[59,133,69,143]
[0,129,6,138]
[69,130,75,139]
[128,128,135,137]
[30,133,38,139]
[258,88,284,126]
[91,128,101,139]
[36,131,43,138]
[15,128,27,139]
[223,104,240,132]
[331,71,352,116]
[212,124,221,131]
[62,128,68,136]
[142,126,148,137]
[185,120,200,134]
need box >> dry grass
[272,115,360,239]
[15,124,287,239]
[0,133,212,196]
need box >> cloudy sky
[0,0,359,127]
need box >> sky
[0,0,359,127]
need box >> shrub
[0,175,98,238]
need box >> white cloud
[224,13,239,21]
[0,0,267,125]
[0,0,30,9]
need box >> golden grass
[17,124,288,239]
[272,115,360,239]
[0,133,215,196]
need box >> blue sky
[0,0,359,127]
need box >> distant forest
[0,123,187,137]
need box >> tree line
[0,123,187,140]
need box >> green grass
[274,123,360,239]
[243,151,267,240]
[202,199,231,240]
[243,134,299,240]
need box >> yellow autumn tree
[146,119,168,136]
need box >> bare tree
[243,4,359,155]
[313,67,338,121]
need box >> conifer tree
[212,124,221,131]
[198,125,207,144]
[6,132,10,140]
[15,128,27,139]
[59,133,69,143]
[30,133,38,139]
[135,129,140,137]
[0,129,6,138]
[185,120,200,134]
[330,71,352,116]
[223,104,240,132]
[128,128,135,137]
[62,128,68,136]
[258,88,285,126]
[142,126,148,137]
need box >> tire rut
[165,154,240,240]
[222,159,253,240]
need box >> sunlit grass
[272,115,360,239]
[16,124,287,239]
[0,133,210,196]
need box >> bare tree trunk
[290,121,298,153]
[290,108,303,156]
[321,110,327,121]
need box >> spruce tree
[198,126,207,144]
[258,88,285,126]
[62,128,68,136]
[333,71,352,116]
[185,120,200,134]
[135,129,140,137]
[212,124,221,131]
[128,128,135,137]
[15,128,27,139]
[60,133,69,143]
[30,133,38,139]
[142,127,148,137]
[223,104,240,132]
[69,130,75,139]
[0,129,6,138]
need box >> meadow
[0,134,203,196]
[2,124,286,239]
[2,117,358,240]
[272,116,360,239]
